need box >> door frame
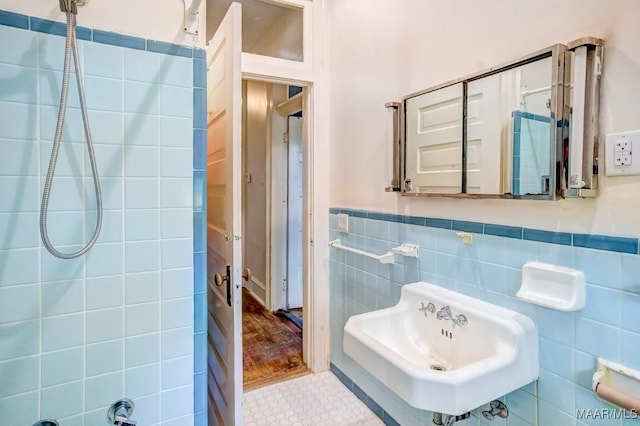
[239,0,329,376]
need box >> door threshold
[244,369,310,393]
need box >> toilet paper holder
[592,357,640,412]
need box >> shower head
[59,0,88,14]
[59,0,78,14]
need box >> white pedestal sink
[343,282,538,416]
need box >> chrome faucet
[108,399,136,426]
[436,306,468,328]
[418,302,436,316]
[436,305,452,320]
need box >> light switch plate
[605,131,640,176]
[337,213,349,233]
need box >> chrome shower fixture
[43,0,103,258]
[59,0,89,14]
[59,0,78,14]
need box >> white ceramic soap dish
[517,261,585,311]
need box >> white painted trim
[308,0,330,374]
[242,52,314,84]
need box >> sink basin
[343,282,538,415]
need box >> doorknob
[214,272,227,287]
[242,268,252,282]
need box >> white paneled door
[206,2,243,425]
[467,74,503,194]
[405,83,463,193]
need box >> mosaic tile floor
[243,371,384,426]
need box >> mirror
[467,56,553,195]
[397,38,603,200]
[403,52,560,198]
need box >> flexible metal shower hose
[40,11,102,259]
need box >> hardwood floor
[242,288,307,391]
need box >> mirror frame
[399,44,567,200]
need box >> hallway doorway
[241,81,308,390]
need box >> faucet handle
[453,314,468,328]
[115,418,136,426]
[108,399,135,426]
[418,302,436,316]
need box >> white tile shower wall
[0,23,194,425]
[329,212,640,426]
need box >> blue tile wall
[330,207,640,426]
[192,47,207,425]
[512,111,552,196]
[0,10,201,425]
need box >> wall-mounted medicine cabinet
[386,37,604,200]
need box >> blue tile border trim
[0,10,29,29]
[452,220,483,234]
[0,10,198,58]
[147,40,193,58]
[573,233,638,254]
[484,223,523,239]
[523,228,572,246]
[512,109,552,123]
[94,29,145,50]
[194,49,206,61]
[330,363,400,426]
[331,207,640,255]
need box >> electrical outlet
[615,140,631,153]
[614,153,631,166]
[337,213,349,233]
[605,131,640,176]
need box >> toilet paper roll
[595,382,640,412]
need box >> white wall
[0,0,206,47]
[328,0,640,237]
[243,80,269,302]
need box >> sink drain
[430,364,446,371]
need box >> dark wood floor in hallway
[242,288,307,391]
